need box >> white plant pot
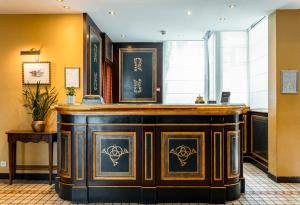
[66,95,75,104]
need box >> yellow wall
[268,12,277,176]
[0,14,83,173]
[268,10,300,177]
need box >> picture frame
[281,70,298,94]
[65,67,80,88]
[119,48,157,103]
[221,91,231,104]
[105,34,113,62]
[22,62,50,85]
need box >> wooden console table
[6,131,57,185]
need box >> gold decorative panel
[213,132,223,181]
[227,131,240,179]
[161,132,205,180]
[93,132,136,180]
[60,130,71,178]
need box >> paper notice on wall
[281,70,298,94]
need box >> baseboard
[243,156,268,174]
[0,173,57,180]
[268,173,300,183]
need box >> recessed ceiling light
[56,0,63,2]
[108,11,116,16]
[160,30,167,35]
[121,34,125,38]
[219,17,226,21]
[187,10,192,16]
[63,5,70,9]
[229,4,236,8]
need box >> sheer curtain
[163,41,205,104]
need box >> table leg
[12,142,16,179]
[49,141,53,185]
[8,142,13,185]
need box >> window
[219,31,248,104]
[208,33,216,101]
[163,41,205,104]
[249,17,268,109]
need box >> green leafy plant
[23,82,58,121]
[66,87,76,96]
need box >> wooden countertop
[55,104,250,115]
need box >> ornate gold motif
[170,145,197,166]
[93,44,98,63]
[93,72,98,91]
[133,78,142,93]
[133,57,142,72]
[102,145,129,166]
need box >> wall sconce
[20,48,40,55]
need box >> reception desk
[55,104,249,203]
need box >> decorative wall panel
[119,48,157,102]
[251,115,268,162]
[89,26,102,95]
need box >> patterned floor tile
[0,163,300,204]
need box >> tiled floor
[0,163,300,205]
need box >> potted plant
[23,82,58,132]
[66,87,76,104]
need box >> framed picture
[89,26,102,95]
[281,70,298,94]
[105,34,113,62]
[22,62,50,85]
[221,92,231,104]
[119,48,157,102]
[65,67,80,88]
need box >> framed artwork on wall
[89,26,102,95]
[105,35,113,62]
[65,67,80,88]
[281,70,298,94]
[119,48,157,102]
[22,62,50,85]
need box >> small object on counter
[207,100,217,104]
[221,91,231,104]
[195,95,205,104]
[81,95,104,105]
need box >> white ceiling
[0,0,300,42]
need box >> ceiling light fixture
[108,11,116,15]
[219,17,226,21]
[229,4,236,8]
[160,30,167,35]
[63,5,70,9]
[187,10,192,16]
[56,0,64,2]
